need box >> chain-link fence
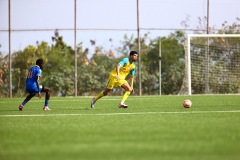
[0,0,239,97]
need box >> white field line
[0,110,240,117]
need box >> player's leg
[91,88,111,108]
[42,86,51,110]
[19,93,35,111]
[118,83,133,108]
[91,75,115,108]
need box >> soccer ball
[183,99,192,108]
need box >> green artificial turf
[0,95,240,160]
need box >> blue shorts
[26,85,44,95]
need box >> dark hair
[36,59,44,69]
[129,50,138,56]
[36,59,44,65]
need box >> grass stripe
[1,110,240,117]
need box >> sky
[0,0,240,57]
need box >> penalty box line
[1,110,240,117]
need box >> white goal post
[187,34,240,95]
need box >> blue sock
[22,100,28,106]
[45,100,49,107]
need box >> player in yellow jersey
[91,51,138,108]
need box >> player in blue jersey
[91,51,138,108]
[19,59,51,111]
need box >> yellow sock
[121,91,131,103]
[95,92,104,101]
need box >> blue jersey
[26,65,42,90]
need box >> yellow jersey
[109,58,136,79]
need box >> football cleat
[19,104,24,111]
[118,103,128,108]
[91,97,96,109]
[43,106,51,111]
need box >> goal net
[187,34,240,95]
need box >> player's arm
[129,75,135,94]
[116,64,121,80]
[129,67,136,88]
[129,75,134,88]
[129,68,135,93]
[36,75,41,98]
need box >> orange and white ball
[183,99,192,108]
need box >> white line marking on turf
[0,110,240,117]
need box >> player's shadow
[0,107,100,112]
[0,109,21,112]
[50,107,100,111]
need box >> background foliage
[0,20,239,97]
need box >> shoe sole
[118,106,128,108]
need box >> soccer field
[0,95,240,160]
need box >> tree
[77,47,119,95]
[0,53,9,97]
[144,32,185,95]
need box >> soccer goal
[187,34,240,95]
